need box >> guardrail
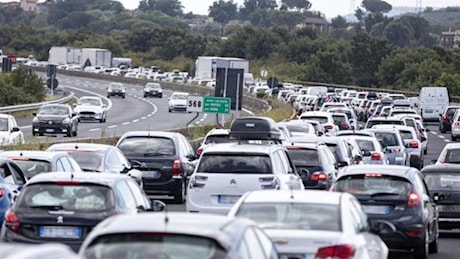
[0,92,75,113]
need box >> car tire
[440,127,446,134]
[172,182,185,204]
[168,108,172,112]
[424,148,427,155]
[107,95,110,98]
[159,94,163,98]
[66,128,72,137]
[452,135,456,141]
[413,229,429,259]
[143,93,147,98]
[429,222,439,254]
[72,125,78,137]
[122,95,126,99]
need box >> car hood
[75,105,104,112]
[169,99,186,105]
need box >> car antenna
[164,202,169,225]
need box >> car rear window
[17,183,113,212]
[425,175,460,191]
[83,233,227,259]
[118,137,176,157]
[332,115,347,123]
[300,116,328,124]
[287,148,319,166]
[197,154,272,174]
[13,160,52,179]
[399,130,413,140]
[374,132,399,147]
[443,149,460,163]
[366,120,403,128]
[355,140,376,152]
[334,174,412,196]
[285,125,312,135]
[447,108,457,116]
[236,203,340,231]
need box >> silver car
[346,136,388,165]
[366,128,409,166]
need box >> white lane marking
[63,85,113,111]
[122,122,130,126]
[89,128,101,132]
[437,135,447,139]
[445,139,450,142]
[132,119,139,123]
[141,117,146,120]
[108,125,117,129]
[431,131,438,135]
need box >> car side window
[236,236,250,259]
[126,180,149,210]
[55,158,65,172]
[243,227,266,258]
[277,150,292,174]
[414,173,429,196]
[181,136,194,156]
[59,157,73,172]
[115,180,136,210]
[106,150,124,173]
[271,152,286,174]
[350,198,368,232]
[114,149,130,168]
[7,162,25,184]
[253,227,278,259]
[346,199,361,234]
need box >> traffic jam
[0,85,457,259]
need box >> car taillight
[407,190,421,208]
[260,177,280,190]
[197,148,203,155]
[410,141,419,148]
[325,125,334,130]
[172,159,182,175]
[310,172,328,181]
[315,244,356,259]
[454,122,460,126]
[443,115,450,120]
[4,210,20,232]
[340,123,350,129]
[371,152,381,161]
[0,188,4,198]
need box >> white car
[346,136,388,165]
[228,190,389,259]
[299,111,339,136]
[196,128,232,155]
[0,114,24,146]
[168,92,189,112]
[73,96,107,123]
[434,143,460,164]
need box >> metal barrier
[0,92,75,113]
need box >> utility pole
[416,0,423,14]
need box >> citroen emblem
[230,179,237,185]
[48,120,53,125]
[57,216,63,224]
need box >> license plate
[425,109,433,113]
[39,226,81,239]
[437,205,460,212]
[83,115,92,118]
[45,129,54,133]
[362,205,390,214]
[143,171,160,178]
[218,195,240,204]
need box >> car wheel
[66,128,73,137]
[429,222,439,254]
[452,135,456,141]
[107,95,110,98]
[440,127,446,134]
[413,229,429,259]
[72,125,77,137]
[172,182,185,204]
[38,132,44,136]
[424,147,427,155]
[122,95,126,99]
[168,108,172,112]
[143,93,147,98]
[159,94,163,98]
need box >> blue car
[0,157,28,225]
[0,177,13,226]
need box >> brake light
[197,148,203,155]
[325,125,334,130]
[407,190,421,208]
[315,244,356,259]
[443,115,450,120]
[365,173,382,177]
[454,122,460,126]
[172,159,182,175]
[410,141,419,148]
[0,188,4,197]
[371,153,381,161]
[406,230,422,237]
[4,210,20,232]
[55,181,80,185]
[310,172,328,181]
[340,123,350,129]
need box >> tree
[280,0,312,12]
[208,0,238,25]
[331,15,348,29]
[361,0,392,13]
[239,0,278,19]
[435,72,460,95]
[383,19,414,47]
[138,0,183,17]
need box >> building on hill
[0,1,20,8]
[297,17,331,33]
[440,28,460,49]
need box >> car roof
[368,117,402,121]
[0,150,70,161]
[285,143,320,150]
[345,136,378,142]
[26,171,128,186]
[372,125,415,131]
[205,129,230,136]
[202,142,278,154]
[337,130,374,137]
[47,143,115,152]
[85,212,255,250]
[300,111,332,117]
[242,190,343,205]
[443,143,460,149]
[0,114,12,119]
[421,164,460,174]
[339,165,414,179]
[118,131,182,140]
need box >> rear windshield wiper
[29,205,64,210]
[143,152,171,157]
[81,168,101,172]
[369,192,401,197]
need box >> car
[336,130,375,138]
[285,143,338,190]
[32,104,78,137]
[228,190,389,259]
[331,165,439,258]
[46,143,143,186]
[299,111,339,136]
[0,150,82,180]
[0,172,156,252]
[186,117,304,215]
[196,128,233,156]
[168,92,189,112]
[434,143,460,164]
[0,243,79,258]
[439,106,459,133]
[331,112,352,131]
[364,117,404,129]
[327,107,358,130]
[143,82,163,98]
[276,121,316,137]
[78,212,278,259]
[365,128,409,166]
[415,120,429,155]
[345,136,388,165]
[73,96,107,123]
[116,131,198,203]
[106,82,126,98]
[0,114,24,146]
[450,109,460,141]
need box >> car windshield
[425,175,460,191]
[13,160,52,179]
[110,84,123,89]
[67,151,104,171]
[0,118,8,131]
[236,203,340,231]
[83,233,227,259]
[443,149,460,163]
[287,149,319,166]
[17,183,113,212]
[374,133,399,147]
[355,140,376,152]
[118,137,176,157]
[334,174,412,196]
[172,94,188,100]
[146,83,161,89]
[78,98,101,106]
[301,116,328,124]
[38,106,69,116]
[197,154,272,174]
[204,135,232,145]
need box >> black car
[143,82,163,98]
[116,131,198,204]
[45,143,143,187]
[331,165,439,258]
[439,106,459,133]
[107,82,126,98]
[421,164,460,230]
[32,104,78,137]
[0,172,157,252]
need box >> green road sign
[203,96,231,114]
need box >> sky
[117,0,460,19]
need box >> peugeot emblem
[230,179,237,185]
[48,120,53,125]
[57,216,63,224]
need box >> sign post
[186,95,231,130]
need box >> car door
[277,149,303,189]
[8,117,20,144]
[414,173,438,241]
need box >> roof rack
[229,117,282,144]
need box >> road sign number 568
[187,96,204,112]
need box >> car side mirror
[430,159,437,165]
[425,128,430,132]
[71,113,77,117]
[420,137,427,142]
[369,219,396,235]
[102,104,107,108]
[72,103,77,107]
[186,154,198,161]
[354,154,363,162]
[32,112,37,116]
[151,200,166,212]
[11,127,20,132]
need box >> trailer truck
[194,56,249,80]
[80,48,112,69]
[48,46,82,65]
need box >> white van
[306,86,328,96]
[419,87,449,122]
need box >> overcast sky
[118,0,459,18]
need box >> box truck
[195,56,249,80]
[80,48,112,69]
[48,46,82,65]
[112,57,132,69]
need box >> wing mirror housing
[11,127,20,132]
[430,159,437,165]
[151,200,166,212]
[32,112,37,116]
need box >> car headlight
[122,89,126,93]
[108,88,113,92]
[62,118,71,124]
[74,108,80,113]
[32,117,39,123]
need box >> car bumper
[170,106,187,111]
[452,127,460,137]
[142,176,183,197]
[442,121,452,131]
[78,113,103,120]
[185,195,232,215]
[32,124,70,134]
[108,92,124,96]
[145,91,162,97]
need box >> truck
[112,57,132,69]
[48,46,82,65]
[80,48,112,69]
[194,56,249,80]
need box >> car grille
[80,111,96,115]
[38,120,63,126]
